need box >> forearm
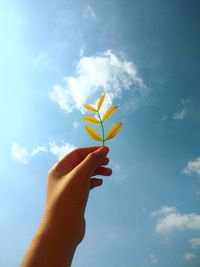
[20,214,78,267]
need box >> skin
[20,146,112,267]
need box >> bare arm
[20,146,111,267]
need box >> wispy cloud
[11,141,76,164]
[84,5,96,19]
[184,251,196,261]
[145,254,158,264]
[190,237,200,249]
[149,254,158,264]
[11,143,47,164]
[11,143,30,164]
[152,206,200,233]
[172,98,191,121]
[110,160,126,184]
[183,157,200,176]
[152,206,176,217]
[50,50,146,114]
[72,120,80,128]
[49,141,76,159]
[173,109,186,120]
[79,46,85,57]
[31,146,47,156]
[121,98,139,114]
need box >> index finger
[53,146,109,176]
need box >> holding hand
[21,146,112,267]
[45,145,112,244]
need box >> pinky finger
[90,177,103,190]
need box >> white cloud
[173,109,186,120]
[109,160,126,184]
[149,254,158,264]
[50,50,146,114]
[152,206,177,217]
[184,251,196,261]
[79,46,85,57]
[121,98,139,114]
[11,143,47,164]
[50,84,72,112]
[152,206,200,233]
[85,5,96,19]
[49,141,76,159]
[11,143,30,164]
[11,142,47,164]
[72,120,80,128]
[173,98,190,121]
[31,146,47,156]
[190,237,200,249]
[183,157,200,176]
[11,141,76,163]
[144,254,158,264]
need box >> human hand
[20,146,112,267]
[43,146,112,245]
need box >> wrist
[39,212,78,245]
[41,209,84,246]
[20,214,78,267]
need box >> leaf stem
[97,111,105,146]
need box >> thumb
[76,146,109,177]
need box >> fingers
[90,178,103,190]
[52,146,109,177]
[60,146,106,166]
[101,157,109,166]
[73,146,109,178]
[90,166,112,190]
[85,146,109,172]
[76,146,107,160]
[93,166,112,176]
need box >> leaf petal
[102,106,119,122]
[83,104,97,112]
[85,125,102,141]
[97,94,105,111]
[105,122,123,141]
[82,116,100,124]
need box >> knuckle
[48,164,59,177]
[88,152,97,161]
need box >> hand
[20,146,112,267]
[44,146,112,245]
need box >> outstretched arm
[20,146,112,267]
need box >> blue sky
[1,0,200,266]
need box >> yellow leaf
[85,125,102,141]
[97,94,105,111]
[82,116,100,124]
[102,106,119,122]
[105,122,123,141]
[83,104,97,112]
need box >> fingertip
[90,178,103,190]
[98,146,109,154]
[97,179,103,186]
[104,146,109,153]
